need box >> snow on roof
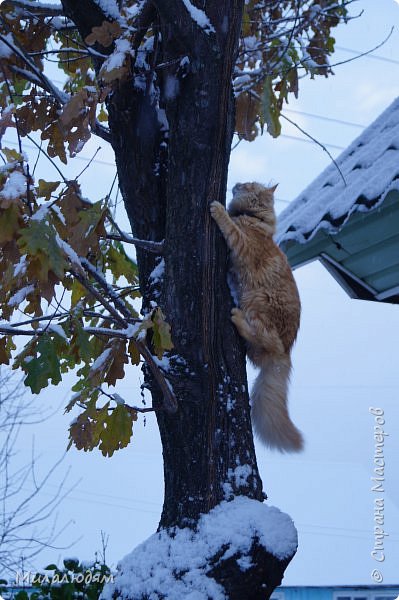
[277,97,399,246]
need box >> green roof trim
[281,190,399,304]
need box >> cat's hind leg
[231,308,285,355]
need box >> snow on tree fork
[101,497,297,600]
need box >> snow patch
[1,171,26,200]
[55,233,82,268]
[8,284,35,308]
[0,33,13,58]
[181,0,215,34]
[92,0,120,20]
[228,464,252,488]
[48,323,68,341]
[164,74,180,101]
[14,254,28,278]
[103,38,131,73]
[91,347,113,371]
[51,204,66,226]
[31,202,51,221]
[149,257,165,284]
[101,497,297,600]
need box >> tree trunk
[61,0,297,595]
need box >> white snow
[8,284,35,308]
[92,0,120,20]
[228,464,253,488]
[13,254,27,278]
[277,97,399,247]
[164,74,180,101]
[122,322,142,339]
[101,496,297,600]
[181,0,215,34]
[91,347,113,372]
[48,323,68,340]
[55,233,82,268]
[149,257,165,284]
[31,201,51,221]
[153,354,170,372]
[0,33,13,58]
[1,171,26,200]
[103,38,131,73]
[51,204,66,225]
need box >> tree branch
[131,0,156,52]
[90,119,112,143]
[0,34,68,105]
[8,0,65,17]
[106,233,164,253]
[106,209,164,252]
[71,263,178,414]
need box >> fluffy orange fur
[210,182,303,452]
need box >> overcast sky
[6,0,399,588]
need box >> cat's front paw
[231,307,245,323]
[210,201,225,219]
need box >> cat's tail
[251,354,304,452]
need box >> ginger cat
[210,182,303,452]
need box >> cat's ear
[269,183,278,194]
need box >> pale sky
[5,0,399,587]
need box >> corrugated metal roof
[277,97,399,247]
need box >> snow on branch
[92,0,121,21]
[75,260,178,414]
[106,210,164,253]
[106,233,164,253]
[181,0,215,34]
[0,32,68,105]
[8,0,65,17]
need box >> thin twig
[74,146,101,181]
[26,134,68,183]
[280,113,346,186]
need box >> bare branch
[106,233,164,253]
[0,373,75,574]
[106,210,164,253]
[280,113,346,185]
[90,119,112,144]
[26,134,68,183]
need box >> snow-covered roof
[277,97,399,246]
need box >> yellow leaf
[37,179,61,201]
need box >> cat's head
[229,182,277,231]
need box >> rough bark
[61,0,297,595]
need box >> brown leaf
[235,92,259,141]
[104,339,129,386]
[85,21,121,47]
[0,108,15,144]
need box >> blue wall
[272,587,399,600]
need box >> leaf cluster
[0,151,173,455]
[236,0,350,138]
